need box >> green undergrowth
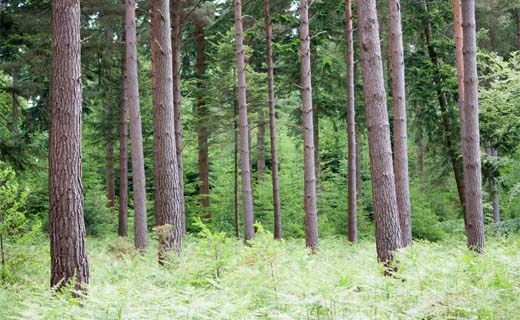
[1,229,519,319]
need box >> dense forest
[1,0,520,318]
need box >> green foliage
[1,235,520,319]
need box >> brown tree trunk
[461,0,484,253]
[355,125,362,200]
[119,27,129,237]
[357,0,402,265]
[104,27,116,210]
[389,0,412,247]
[234,85,240,239]
[264,0,282,240]
[151,0,183,260]
[257,107,266,182]
[345,0,357,244]
[422,0,466,218]
[299,0,319,252]
[195,23,211,219]
[234,0,255,241]
[171,0,186,233]
[453,0,465,143]
[125,0,148,249]
[49,0,89,292]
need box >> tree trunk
[345,0,357,244]
[485,146,500,223]
[125,0,148,249]
[104,27,116,210]
[11,73,19,137]
[151,0,183,261]
[264,0,282,240]
[195,23,211,219]
[299,0,319,252]
[49,0,89,292]
[453,0,465,144]
[355,125,362,200]
[118,27,129,237]
[257,106,266,182]
[234,0,255,242]
[234,84,240,239]
[516,9,520,51]
[461,0,484,253]
[422,0,466,218]
[389,0,412,247]
[171,0,186,233]
[357,0,402,265]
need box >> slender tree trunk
[234,84,240,239]
[151,0,183,261]
[461,0,484,253]
[453,0,465,143]
[119,28,129,237]
[357,0,402,266]
[195,24,211,219]
[11,73,19,137]
[49,0,89,292]
[257,107,266,182]
[355,125,362,200]
[485,146,500,223]
[299,0,319,252]
[234,0,255,241]
[389,0,412,247]
[171,0,185,233]
[422,0,466,218]
[345,0,357,244]
[264,0,282,240]
[125,0,148,249]
[104,27,116,210]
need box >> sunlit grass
[1,230,519,319]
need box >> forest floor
[1,229,519,319]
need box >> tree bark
[234,84,240,239]
[453,0,465,144]
[461,0,484,253]
[125,0,148,249]
[357,0,402,265]
[388,0,412,247]
[234,0,255,242]
[257,106,266,182]
[171,0,186,233]
[195,23,211,219]
[264,0,282,240]
[345,0,357,244]
[49,0,89,292]
[151,0,183,260]
[104,27,116,210]
[119,27,129,237]
[355,125,362,200]
[422,0,466,218]
[299,0,319,252]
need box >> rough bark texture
[264,0,282,240]
[257,107,266,182]
[151,0,183,260]
[49,0,89,291]
[357,0,402,264]
[118,29,129,237]
[195,23,211,219]
[104,28,116,210]
[234,0,255,241]
[233,87,241,239]
[453,0,465,145]
[422,0,466,218]
[461,0,484,253]
[389,0,412,247]
[299,0,319,252]
[345,0,357,244]
[125,0,148,249]
[171,0,186,233]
